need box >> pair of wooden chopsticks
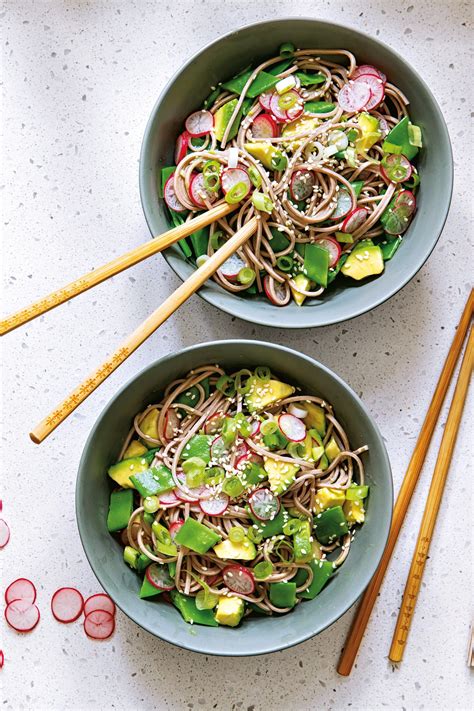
[338,289,473,674]
[0,202,258,443]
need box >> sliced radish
[338,81,371,113]
[199,493,230,516]
[353,65,387,83]
[259,91,273,111]
[146,563,175,591]
[175,131,190,164]
[175,487,199,503]
[383,204,414,235]
[51,587,84,623]
[252,114,278,139]
[221,167,251,195]
[185,110,214,137]
[204,413,225,435]
[263,275,291,306]
[330,188,353,221]
[189,172,217,208]
[0,650,3,668]
[159,489,180,506]
[210,435,227,461]
[354,74,385,110]
[279,413,306,442]
[290,169,315,202]
[394,189,416,214]
[235,440,250,461]
[164,408,180,441]
[0,519,10,548]
[250,420,261,437]
[249,487,280,521]
[372,111,390,137]
[5,578,36,605]
[285,94,305,121]
[222,565,255,595]
[164,174,186,213]
[269,92,289,122]
[84,593,116,618]
[288,404,308,419]
[169,520,185,541]
[314,238,342,268]
[84,609,115,640]
[381,153,413,183]
[219,253,247,280]
[5,599,40,632]
[341,207,369,234]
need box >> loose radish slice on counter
[163,175,186,213]
[380,154,413,183]
[84,609,115,640]
[341,207,369,234]
[5,578,37,605]
[353,65,386,83]
[159,490,180,506]
[222,565,255,595]
[84,593,116,618]
[5,599,40,632]
[315,238,342,268]
[175,131,190,164]
[338,81,371,113]
[221,167,251,195]
[199,493,230,516]
[330,188,353,221]
[394,190,416,214]
[0,650,3,668]
[259,91,273,111]
[290,169,315,202]
[219,253,247,280]
[249,488,280,521]
[164,408,180,441]
[189,172,217,208]
[263,275,291,306]
[252,114,278,139]
[185,110,214,137]
[288,404,308,419]
[0,519,10,548]
[169,520,185,541]
[146,563,175,591]
[279,413,306,442]
[354,74,385,110]
[51,587,84,623]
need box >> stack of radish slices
[51,589,116,640]
[4,578,40,633]
[338,65,386,113]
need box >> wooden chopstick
[29,216,258,444]
[0,202,237,336]
[337,289,473,676]
[389,326,473,662]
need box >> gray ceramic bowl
[139,19,452,328]
[76,340,392,656]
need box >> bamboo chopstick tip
[29,430,42,445]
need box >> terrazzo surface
[1,1,472,710]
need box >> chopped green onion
[205,466,225,485]
[221,416,238,446]
[276,255,294,272]
[143,495,159,514]
[247,526,264,544]
[123,546,139,569]
[248,165,262,188]
[196,254,210,268]
[273,538,294,562]
[195,589,219,610]
[238,267,256,286]
[253,561,273,579]
[279,42,295,57]
[210,230,226,250]
[283,518,303,536]
[408,122,422,147]
[346,128,359,142]
[203,172,220,192]
[234,369,253,394]
[404,171,420,189]
[260,419,278,436]
[252,191,274,213]
[216,374,236,397]
[255,366,271,381]
[287,441,306,459]
[270,151,288,171]
[225,181,249,204]
[152,521,172,546]
[234,412,252,437]
[229,527,246,543]
[278,92,297,110]
[222,477,245,498]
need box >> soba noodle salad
[160,44,422,307]
[106,365,369,627]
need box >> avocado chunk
[325,436,341,462]
[341,240,384,281]
[313,487,345,514]
[244,141,285,170]
[108,450,158,488]
[138,407,160,445]
[290,273,312,306]
[215,596,245,627]
[122,440,148,459]
[355,112,381,153]
[214,99,242,143]
[263,457,299,495]
[304,402,327,436]
[213,537,257,561]
[343,498,366,524]
[245,376,294,412]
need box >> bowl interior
[76,340,392,656]
[139,19,452,328]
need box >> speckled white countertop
[1,1,472,709]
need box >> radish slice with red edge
[146,563,175,591]
[159,489,180,506]
[0,650,3,668]
[354,74,385,110]
[51,587,84,623]
[210,434,227,461]
[164,408,180,441]
[248,487,280,521]
[259,91,273,111]
[169,520,184,541]
[338,81,371,113]
[199,493,230,516]
[84,593,116,618]
[252,114,278,139]
[290,169,315,202]
[394,190,416,214]
[219,253,247,280]
[189,172,217,208]
[221,167,251,195]
[163,174,186,213]
[0,519,10,548]
[204,413,225,435]
[383,204,414,235]
[175,131,189,164]
[330,188,353,221]
[380,154,413,183]
[269,92,290,122]
[341,207,369,234]
[279,413,306,442]
[353,65,386,83]
[185,110,214,137]
[314,238,342,268]
[84,609,115,640]
[5,599,40,632]
[250,420,261,437]
[222,565,255,595]
[5,578,37,605]
[285,93,304,121]
[263,275,291,306]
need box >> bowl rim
[139,17,453,329]
[76,339,393,656]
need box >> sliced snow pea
[222,70,280,98]
[294,559,333,599]
[304,243,329,287]
[380,236,402,260]
[174,517,221,554]
[305,101,336,114]
[130,464,174,498]
[269,581,297,608]
[314,506,349,544]
[106,489,134,533]
[170,590,219,626]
